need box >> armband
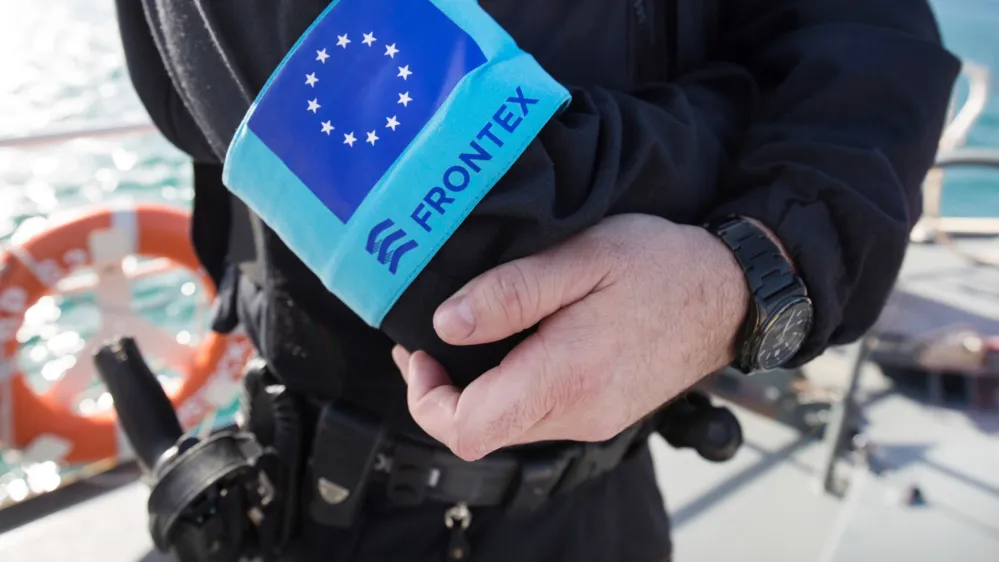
[223,0,571,327]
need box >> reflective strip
[8,246,54,289]
[111,206,139,257]
[89,205,138,265]
[0,361,14,452]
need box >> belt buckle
[504,425,643,514]
[504,448,579,514]
[386,442,436,506]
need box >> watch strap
[704,215,810,373]
[705,215,800,302]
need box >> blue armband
[223,0,571,327]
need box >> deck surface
[877,238,999,341]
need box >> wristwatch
[704,215,813,373]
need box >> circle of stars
[307,32,413,147]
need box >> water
[932,0,999,216]
[1,0,998,501]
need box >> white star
[397,92,412,107]
[343,132,357,147]
[384,43,399,58]
[337,34,351,48]
[386,116,400,131]
[362,32,377,46]
[305,73,319,87]
[307,98,321,113]
[321,121,334,135]
[316,49,329,63]
[366,130,380,145]
[397,65,413,80]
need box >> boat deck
[879,237,999,344]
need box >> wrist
[691,224,751,370]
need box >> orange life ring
[0,203,254,464]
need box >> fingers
[433,238,612,346]
[393,331,566,461]
[393,345,457,448]
[392,345,411,382]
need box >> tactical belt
[304,398,645,524]
[239,364,648,529]
[372,423,644,510]
[292,380,742,528]
[122,345,738,562]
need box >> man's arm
[388,0,959,386]
[705,0,961,364]
[391,1,963,457]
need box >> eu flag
[247,0,488,223]
[224,0,571,327]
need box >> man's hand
[392,213,751,462]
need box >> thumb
[433,236,612,345]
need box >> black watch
[704,215,813,373]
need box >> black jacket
[116,0,960,434]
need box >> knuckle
[581,228,626,264]
[488,262,538,327]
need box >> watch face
[756,300,812,370]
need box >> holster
[143,360,306,562]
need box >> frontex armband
[223,0,571,327]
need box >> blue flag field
[223,0,571,327]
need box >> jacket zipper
[664,0,678,78]
[632,0,654,49]
[631,0,667,81]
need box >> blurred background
[0,0,998,561]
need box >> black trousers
[278,442,672,562]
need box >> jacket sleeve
[390,0,960,383]
[702,0,962,365]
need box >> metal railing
[915,61,999,240]
[0,120,176,291]
[0,122,158,150]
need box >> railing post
[819,336,874,495]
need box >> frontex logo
[366,219,418,275]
